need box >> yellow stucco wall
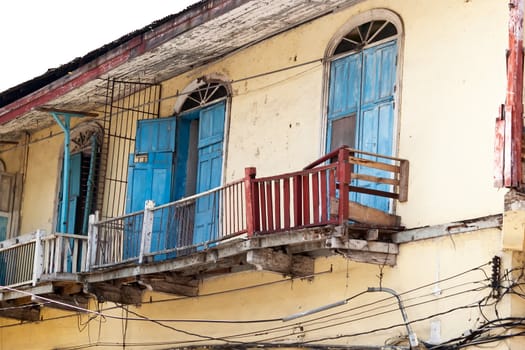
[0,228,513,349]
[1,0,508,234]
[0,2,519,348]
[19,129,62,234]
[159,0,507,228]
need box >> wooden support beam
[329,237,399,255]
[331,198,401,227]
[365,229,379,241]
[0,302,40,322]
[247,249,291,274]
[88,282,143,305]
[140,274,199,296]
[344,250,396,266]
[142,280,199,297]
[43,293,89,312]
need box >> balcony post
[337,148,351,225]
[87,212,99,271]
[32,229,44,286]
[139,200,155,264]
[244,167,257,237]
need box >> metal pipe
[367,287,418,349]
[282,299,347,321]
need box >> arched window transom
[333,20,398,56]
[180,82,228,112]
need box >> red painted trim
[0,0,250,126]
[504,0,524,187]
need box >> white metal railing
[89,180,247,269]
[0,230,88,288]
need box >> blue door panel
[328,40,397,213]
[125,117,176,260]
[135,117,176,153]
[0,217,7,242]
[328,55,361,120]
[193,101,225,246]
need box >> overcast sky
[0,0,198,93]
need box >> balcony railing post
[244,167,258,237]
[337,148,351,225]
[139,200,155,264]
[32,229,44,286]
[87,212,99,271]
[398,159,409,202]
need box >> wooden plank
[348,156,400,173]
[302,175,310,225]
[89,283,143,305]
[338,149,350,225]
[283,177,291,229]
[266,181,274,231]
[0,302,40,322]
[293,175,303,226]
[329,237,399,254]
[330,198,401,227]
[260,181,267,232]
[351,173,399,186]
[365,229,379,241]
[398,159,409,202]
[274,181,281,230]
[312,172,320,223]
[348,185,399,199]
[345,250,396,266]
[142,279,198,296]
[392,214,502,244]
[252,180,260,233]
[320,170,328,222]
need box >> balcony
[0,147,408,320]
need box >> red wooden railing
[245,146,409,236]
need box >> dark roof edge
[0,0,209,108]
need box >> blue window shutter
[328,40,397,213]
[194,101,226,245]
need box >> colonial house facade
[0,0,523,349]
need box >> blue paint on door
[327,40,397,212]
[0,217,7,242]
[125,117,176,260]
[193,101,225,246]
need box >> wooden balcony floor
[0,222,401,321]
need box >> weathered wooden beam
[0,284,54,301]
[140,274,199,296]
[141,279,199,297]
[331,198,401,227]
[247,249,291,274]
[0,302,40,322]
[392,214,502,244]
[329,238,399,255]
[42,293,89,312]
[88,283,143,305]
[365,229,379,241]
[343,250,396,266]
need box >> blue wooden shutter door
[328,40,397,212]
[125,117,176,260]
[193,101,225,246]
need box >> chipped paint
[0,0,361,141]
